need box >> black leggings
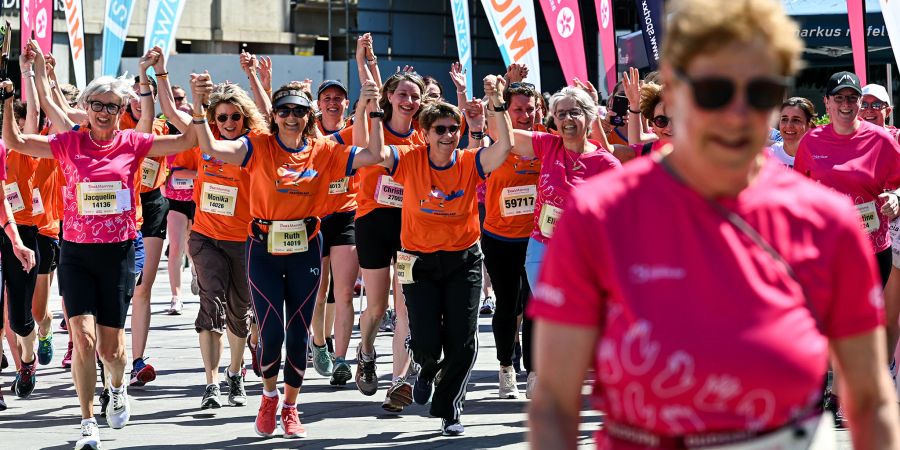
[481,233,532,372]
[878,247,892,288]
[1,225,40,337]
[246,232,323,388]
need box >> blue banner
[101,0,136,76]
[634,0,663,70]
[450,0,473,99]
[144,0,187,58]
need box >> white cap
[862,84,891,105]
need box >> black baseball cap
[317,80,348,99]
[826,71,862,96]
[272,90,312,109]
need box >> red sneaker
[254,394,279,437]
[281,406,307,438]
[61,342,73,369]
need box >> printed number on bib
[140,158,161,189]
[329,177,350,195]
[76,181,129,216]
[200,183,238,217]
[375,175,404,207]
[267,220,309,254]
[501,185,537,217]
[857,201,881,234]
[172,177,194,190]
[396,251,418,284]
[4,182,24,213]
[539,204,563,238]
[31,188,44,216]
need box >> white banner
[479,0,541,92]
[881,0,900,73]
[143,0,187,57]
[450,0,473,99]
[63,0,86,89]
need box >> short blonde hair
[663,0,804,76]
[639,83,664,121]
[206,84,268,134]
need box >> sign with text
[480,0,542,92]
[450,0,473,99]
[101,0,136,76]
[63,0,86,89]
[143,0,187,59]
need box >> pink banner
[594,0,616,93]
[20,0,53,98]
[539,0,588,85]
[847,0,867,85]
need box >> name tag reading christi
[375,175,404,207]
[140,158,161,189]
[4,181,24,213]
[200,183,238,217]
[857,201,881,234]
[500,185,537,217]
[77,181,127,216]
[329,177,350,195]
[539,204,563,238]
[267,220,309,254]
[31,188,44,215]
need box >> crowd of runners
[1,0,900,448]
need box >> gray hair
[77,75,136,110]
[548,87,598,124]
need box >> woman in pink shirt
[0,51,196,449]
[528,0,900,448]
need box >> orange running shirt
[5,151,39,226]
[33,158,64,237]
[392,145,485,253]
[119,112,169,193]
[483,153,542,240]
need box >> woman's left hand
[880,192,900,219]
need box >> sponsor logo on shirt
[275,164,319,195]
[629,264,686,284]
[812,154,829,160]
[533,283,564,307]
[419,186,464,215]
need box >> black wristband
[628,108,641,114]
[192,118,207,124]
[470,131,485,140]
[491,103,508,112]
[369,110,385,119]
[0,89,14,102]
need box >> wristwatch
[470,130,485,140]
[369,110,385,119]
[491,102,508,112]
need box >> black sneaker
[441,419,465,436]
[0,389,6,411]
[413,373,434,405]
[226,371,247,406]
[99,388,111,415]
[12,360,37,398]
[355,346,378,396]
[1,353,8,370]
[201,384,222,409]
[512,342,522,374]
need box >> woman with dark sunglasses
[770,97,815,168]
[859,84,898,141]
[529,0,900,448]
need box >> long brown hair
[378,72,426,123]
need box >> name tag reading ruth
[200,183,238,217]
[77,181,126,216]
[267,220,309,254]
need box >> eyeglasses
[555,109,584,120]
[861,100,888,110]
[216,113,243,123]
[275,106,309,118]
[432,125,460,135]
[651,115,671,128]
[89,101,122,115]
[830,94,860,105]
[674,68,790,111]
[173,96,185,103]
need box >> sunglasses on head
[216,112,243,123]
[861,100,888,110]
[432,125,460,135]
[89,100,122,115]
[651,115,671,128]
[674,68,790,111]
[275,107,309,118]
[509,82,537,93]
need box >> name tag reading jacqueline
[31,188,44,215]
[267,220,309,254]
[396,251,418,284]
[857,201,881,234]
[539,204,563,238]
[500,185,537,217]
[172,177,194,190]
[375,175,404,207]
[77,181,128,216]
[329,177,350,195]
[200,183,238,217]
[140,158,161,189]
[4,182,25,213]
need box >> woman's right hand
[449,62,467,92]
[151,45,167,74]
[139,49,157,74]
[190,72,213,105]
[360,80,380,111]
[623,66,642,110]
[28,41,46,74]
[356,33,373,63]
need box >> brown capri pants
[188,231,251,338]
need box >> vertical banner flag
[102,0,137,76]
[847,0,868,85]
[144,0,188,58]
[480,0,542,92]
[594,0,616,94]
[21,0,52,98]
[64,0,87,89]
[539,0,589,85]
[880,0,900,74]
[634,0,663,70]
[450,0,474,99]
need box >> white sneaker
[106,387,131,429]
[167,297,183,315]
[498,366,519,399]
[75,420,101,449]
[525,372,537,400]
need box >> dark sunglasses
[674,68,790,111]
[432,125,460,135]
[216,113,243,123]
[651,115,671,128]
[861,100,888,110]
[89,101,122,115]
[173,96,186,102]
[275,107,309,118]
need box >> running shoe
[248,341,261,377]
[281,405,307,438]
[130,358,156,387]
[37,331,53,366]
[12,360,37,398]
[379,309,395,333]
[441,419,465,436]
[499,366,519,399]
[325,336,335,354]
[59,317,68,332]
[226,370,247,406]
[525,372,537,400]
[354,278,362,296]
[382,379,413,413]
[330,359,352,386]
[355,346,378,396]
[191,276,200,296]
[254,394,279,437]
[99,388,111,415]
[106,386,131,429]
[1,353,7,370]
[512,341,522,374]
[62,341,74,369]
[311,342,333,377]
[413,372,434,405]
[201,384,222,409]
[480,296,495,315]
[75,420,101,450]
[167,297,184,315]
[0,390,6,411]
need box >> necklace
[566,149,585,171]
[88,130,116,150]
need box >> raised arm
[0,180,35,272]
[573,78,611,152]
[19,51,40,134]
[134,56,157,134]
[477,76,514,173]
[349,82,386,169]
[1,81,52,158]
[464,99,489,149]
[449,62,469,108]
[148,46,190,133]
[241,51,272,118]
[356,33,380,87]
[28,41,75,132]
[189,72,247,166]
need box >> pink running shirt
[0,142,8,181]
[529,155,883,446]
[530,132,621,244]
[794,121,900,253]
[163,152,196,202]
[50,129,154,243]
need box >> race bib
[140,158,161,189]
[77,181,128,216]
[31,188,44,216]
[396,251,418,284]
[171,177,194,190]
[200,183,238,217]
[4,182,24,213]
[857,201,881,234]
[538,204,563,238]
[329,177,350,195]
[500,185,537,217]
[375,175,404,207]
[267,220,309,254]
